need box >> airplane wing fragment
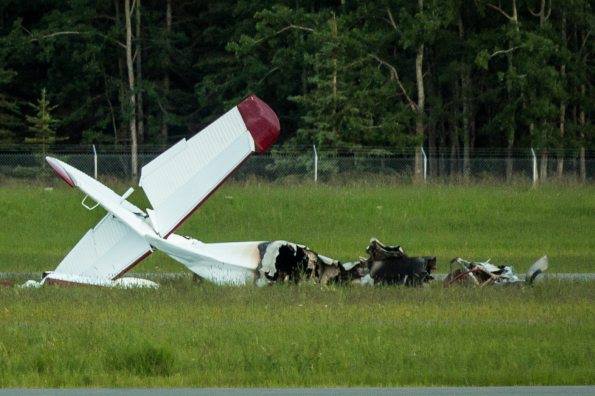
[45,214,152,284]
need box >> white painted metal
[531,148,538,186]
[44,155,269,286]
[39,100,278,287]
[44,154,268,287]
[81,195,99,211]
[50,214,151,279]
[421,146,427,181]
[313,144,318,183]
[139,107,255,236]
[92,144,98,179]
[46,157,155,237]
[146,234,263,285]
[40,272,158,288]
[120,187,134,202]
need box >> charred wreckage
[21,95,548,289]
[224,238,438,287]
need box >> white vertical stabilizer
[139,107,253,237]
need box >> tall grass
[0,183,592,273]
[0,281,592,386]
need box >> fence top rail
[0,145,592,158]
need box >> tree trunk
[529,122,535,183]
[489,0,518,181]
[540,148,548,181]
[413,0,425,182]
[536,0,551,182]
[470,114,476,157]
[426,58,437,178]
[135,0,144,144]
[438,145,446,179]
[438,120,446,178]
[115,0,125,145]
[458,14,470,180]
[160,0,172,145]
[557,70,565,178]
[579,84,586,182]
[505,38,515,182]
[557,13,566,178]
[579,147,586,182]
[330,12,338,140]
[428,117,436,178]
[124,0,138,178]
[450,126,459,178]
[505,141,514,181]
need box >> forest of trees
[0,0,592,179]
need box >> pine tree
[25,88,63,155]
[292,10,357,146]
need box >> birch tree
[124,0,138,177]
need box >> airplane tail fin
[139,95,280,237]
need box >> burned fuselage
[364,239,436,286]
[257,240,342,284]
[249,238,436,287]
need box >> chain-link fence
[0,146,593,184]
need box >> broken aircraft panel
[444,255,549,287]
[363,239,437,286]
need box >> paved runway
[0,387,594,396]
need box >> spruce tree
[25,88,63,155]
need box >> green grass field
[0,182,593,273]
[0,182,593,387]
[0,281,593,387]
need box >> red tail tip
[237,95,280,153]
[46,157,75,187]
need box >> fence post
[531,147,538,187]
[92,144,98,179]
[313,144,318,183]
[421,146,428,182]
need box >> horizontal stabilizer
[50,214,152,280]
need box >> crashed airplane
[23,93,438,289]
[29,95,287,288]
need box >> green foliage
[25,88,63,153]
[0,66,21,144]
[0,0,590,152]
[0,92,20,144]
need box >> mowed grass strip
[0,182,592,273]
[0,282,593,387]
